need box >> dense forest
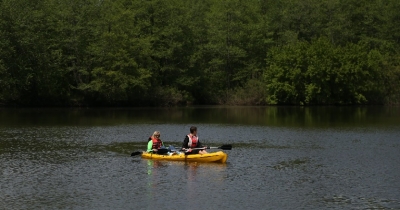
[1,0,399,106]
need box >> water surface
[0,106,399,209]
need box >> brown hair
[190,126,197,134]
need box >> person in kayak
[147,131,166,153]
[181,126,208,154]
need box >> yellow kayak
[141,151,228,163]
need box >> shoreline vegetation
[1,0,400,107]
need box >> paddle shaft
[180,145,232,151]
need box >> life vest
[187,134,198,148]
[151,136,162,149]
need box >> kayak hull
[141,151,228,163]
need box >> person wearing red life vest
[181,126,207,154]
[147,131,164,153]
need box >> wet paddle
[209,144,232,150]
[131,151,142,156]
[179,144,233,151]
[130,148,169,156]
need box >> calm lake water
[0,106,399,209]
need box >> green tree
[200,0,272,104]
[0,0,71,105]
[76,0,152,105]
[265,37,386,105]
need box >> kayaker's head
[190,126,197,136]
[152,131,161,139]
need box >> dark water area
[0,106,399,209]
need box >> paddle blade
[218,145,232,150]
[131,151,142,156]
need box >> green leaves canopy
[265,38,386,105]
[0,0,399,106]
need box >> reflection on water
[1,106,399,127]
[0,107,399,209]
[184,162,200,182]
[145,160,163,204]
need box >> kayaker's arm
[147,140,154,152]
[181,136,189,150]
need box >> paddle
[209,144,232,150]
[130,148,169,156]
[131,151,142,156]
[205,144,232,150]
[180,144,233,151]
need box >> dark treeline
[1,0,400,106]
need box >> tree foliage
[265,37,386,105]
[0,0,399,106]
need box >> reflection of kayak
[141,151,228,163]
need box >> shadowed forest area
[1,0,400,106]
